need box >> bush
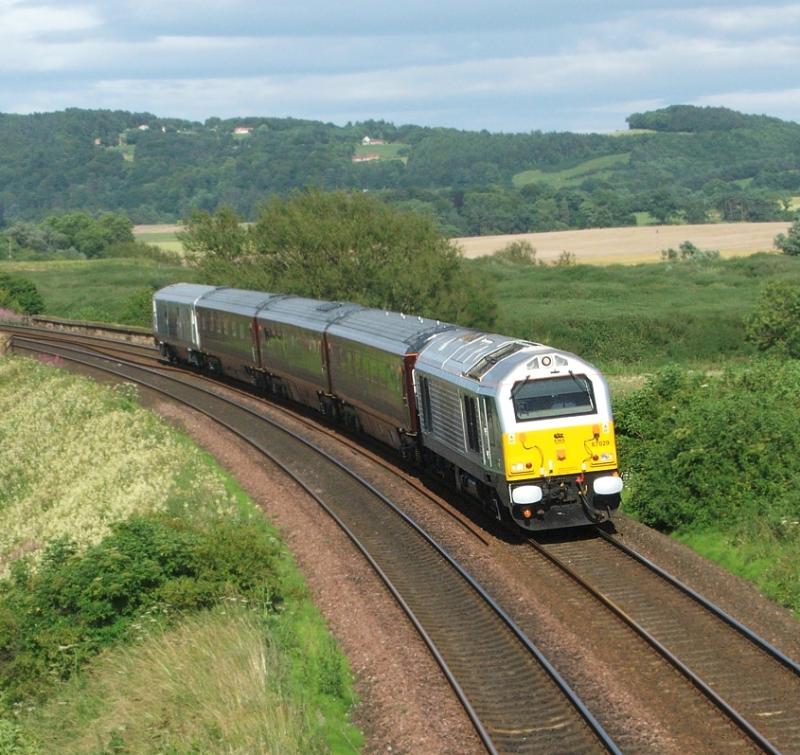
[494,240,542,266]
[774,218,800,256]
[745,281,800,357]
[0,514,288,704]
[119,285,157,326]
[0,273,44,314]
[660,240,720,263]
[552,250,578,267]
[616,362,800,531]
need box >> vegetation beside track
[615,362,800,616]
[0,357,362,754]
[0,257,194,325]
[473,251,800,372]
[5,246,800,374]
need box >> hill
[0,105,799,234]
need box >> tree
[745,282,800,357]
[774,218,800,256]
[183,190,496,328]
[41,211,132,258]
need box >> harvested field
[454,222,792,264]
[134,223,184,235]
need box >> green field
[475,251,800,373]
[353,142,409,161]
[0,258,193,324]
[512,152,631,188]
[5,251,800,370]
[134,229,185,253]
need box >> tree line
[1,106,799,233]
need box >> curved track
[529,528,800,753]
[8,333,618,755]
[7,323,800,753]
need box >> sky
[2,0,800,133]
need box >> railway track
[9,334,618,755]
[528,528,800,753]
[6,324,800,753]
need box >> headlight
[593,476,624,496]
[511,485,543,505]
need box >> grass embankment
[0,357,362,753]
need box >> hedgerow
[616,362,800,611]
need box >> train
[153,283,623,530]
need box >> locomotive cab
[414,331,623,531]
[499,352,623,527]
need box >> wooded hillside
[1,105,799,234]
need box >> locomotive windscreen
[511,374,596,421]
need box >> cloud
[2,1,800,130]
[692,87,800,120]
[0,0,100,36]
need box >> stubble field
[136,221,794,266]
[454,221,792,263]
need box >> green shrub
[660,240,720,263]
[774,217,800,256]
[494,240,543,266]
[616,362,800,614]
[745,281,800,357]
[0,273,44,314]
[0,514,287,704]
[118,285,156,326]
[616,362,800,531]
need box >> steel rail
[594,526,800,677]
[526,536,782,754]
[11,336,621,755]
[0,323,156,354]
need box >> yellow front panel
[503,422,618,479]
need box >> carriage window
[463,396,480,452]
[512,374,596,421]
[420,377,432,431]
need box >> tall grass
[0,358,233,576]
[0,357,363,752]
[472,252,800,372]
[27,608,325,754]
